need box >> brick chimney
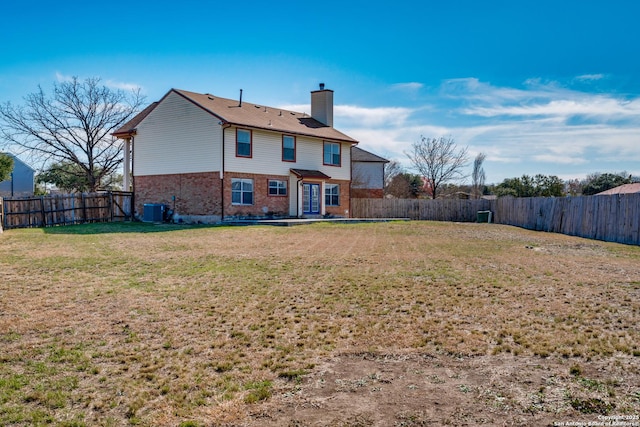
[311,83,333,127]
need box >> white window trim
[268,179,287,196]
[232,178,254,205]
[323,141,341,166]
[325,183,340,206]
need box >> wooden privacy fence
[351,194,640,245]
[491,194,640,245]
[351,198,492,222]
[2,192,133,230]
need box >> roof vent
[319,83,325,90]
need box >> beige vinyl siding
[224,129,284,174]
[225,128,351,180]
[134,91,221,176]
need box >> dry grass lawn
[0,221,639,426]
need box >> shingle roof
[112,102,159,137]
[167,89,358,144]
[351,146,389,163]
[595,183,640,195]
[290,169,332,179]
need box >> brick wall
[224,172,290,218]
[135,172,352,220]
[324,178,351,217]
[351,188,384,199]
[135,172,222,217]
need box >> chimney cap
[319,83,325,90]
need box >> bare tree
[406,136,469,199]
[471,152,486,199]
[386,172,424,199]
[0,77,144,192]
[384,160,404,191]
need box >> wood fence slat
[1,192,133,230]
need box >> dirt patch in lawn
[246,352,639,426]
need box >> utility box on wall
[143,204,165,222]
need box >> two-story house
[113,85,358,222]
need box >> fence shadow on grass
[42,221,221,235]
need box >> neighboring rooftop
[351,146,389,163]
[595,183,640,195]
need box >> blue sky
[2,0,639,183]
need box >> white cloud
[55,72,74,82]
[575,73,605,81]
[336,105,414,128]
[55,73,142,92]
[391,82,424,93]
[532,154,588,164]
[440,77,561,105]
[462,97,640,119]
[105,79,142,92]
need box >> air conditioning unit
[143,204,165,222]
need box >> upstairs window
[282,135,296,162]
[325,184,340,206]
[236,129,252,158]
[323,142,341,166]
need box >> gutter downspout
[220,122,232,221]
[130,135,136,220]
[296,176,304,218]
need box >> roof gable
[0,153,35,172]
[351,146,389,163]
[112,102,159,137]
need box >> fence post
[109,192,114,222]
[82,193,87,223]
[40,196,47,227]
[0,196,3,233]
[130,192,135,221]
